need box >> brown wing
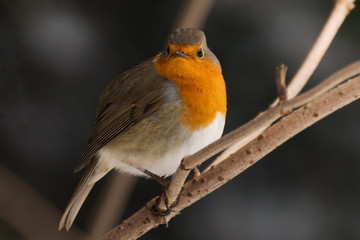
[74,90,165,172]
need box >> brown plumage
[59,59,169,230]
[59,28,226,231]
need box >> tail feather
[59,181,95,231]
[59,159,111,231]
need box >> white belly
[98,112,225,177]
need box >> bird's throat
[154,56,227,130]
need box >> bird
[59,28,227,231]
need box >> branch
[101,61,360,240]
[162,60,360,208]
[209,0,356,170]
[278,0,355,102]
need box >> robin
[59,28,227,231]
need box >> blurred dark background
[1,0,360,239]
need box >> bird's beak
[174,50,188,58]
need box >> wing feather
[74,91,165,172]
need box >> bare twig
[208,0,356,170]
[275,0,355,103]
[101,62,360,240]
[275,64,288,102]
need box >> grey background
[1,0,360,239]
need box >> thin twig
[274,0,355,103]
[275,64,288,102]
[208,0,356,171]
[101,63,360,240]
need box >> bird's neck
[154,57,226,130]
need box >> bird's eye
[166,47,170,55]
[197,48,204,58]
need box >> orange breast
[154,48,226,130]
